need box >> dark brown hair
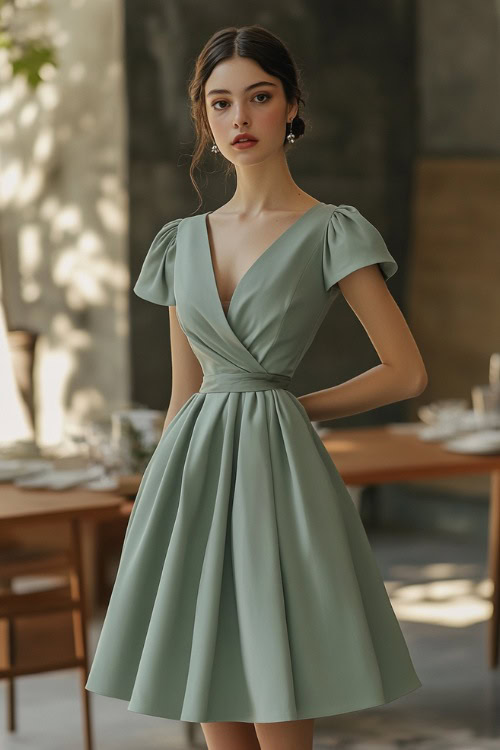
[187,25,307,210]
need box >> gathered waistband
[199,371,292,394]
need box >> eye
[254,92,271,103]
[211,92,272,110]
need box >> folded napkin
[0,459,53,482]
[14,463,105,490]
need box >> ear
[287,96,299,121]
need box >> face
[204,55,297,164]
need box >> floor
[1,529,498,750]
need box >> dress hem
[85,677,423,724]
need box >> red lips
[232,132,258,144]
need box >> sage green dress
[85,202,422,723]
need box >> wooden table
[317,423,500,669]
[0,485,131,619]
[0,485,133,750]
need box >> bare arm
[162,307,203,432]
[298,264,428,422]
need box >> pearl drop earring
[211,141,219,153]
[286,121,295,144]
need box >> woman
[86,24,426,750]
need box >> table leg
[488,470,500,668]
[69,519,94,750]
[80,520,97,621]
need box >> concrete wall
[418,0,500,154]
[0,0,129,447]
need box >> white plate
[443,430,500,454]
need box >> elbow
[388,364,428,398]
[407,368,429,397]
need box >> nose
[233,104,249,128]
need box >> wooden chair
[0,519,93,750]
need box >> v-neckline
[203,202,326,320]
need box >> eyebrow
[206,81,277,97]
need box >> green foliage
[10,41,56,87]
[0,0,58,89]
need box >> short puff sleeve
[133,217,182,306]
[322,205,398,292]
